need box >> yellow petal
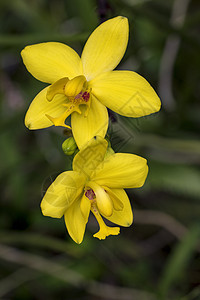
[40,171,86,219]
[90,70,161,117]
[105,189,133,227]
[25,87,68,130]
[73,136,108,178]
[91,153,148,189]
[46,77,69,101]
[65,75,86,97]
[103,186,123,211]
[71,95,108,149]
[64,196,89,244]
[21,42,83,84]
[86,181,113,217]
[81,16,128,80]
[80,194,91,219]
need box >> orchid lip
[45,75,92,127]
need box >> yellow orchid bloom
[21,16,161,149]
[40,136,148,244]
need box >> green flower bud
[62,137,78,156]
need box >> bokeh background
[0,0,200,299]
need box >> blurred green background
[0,0,200,299]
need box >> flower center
[84,183,120,240]
[45,75,91,128]
[85,189,95,200]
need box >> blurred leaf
[0,0,200,298]
[181,286,200,300]
[66,0,98,31]
[0,230,92,258]
[148,161,200,200]
[0,132,21,173]
[159,224,200,298]
[0,33,88,47]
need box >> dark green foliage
[0,0,200,299]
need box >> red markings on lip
[85,189,95,200]
[82,92,90,102]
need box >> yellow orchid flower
[40,136,148,244]
[21,16,161,149]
